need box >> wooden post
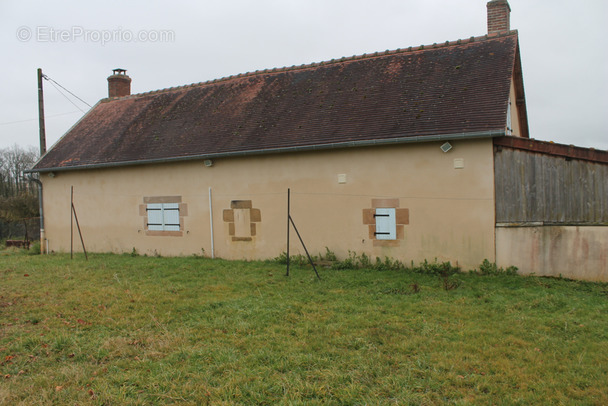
[37,68,47,156]
[37,68,46,254]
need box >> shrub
[412,259,461,276]
[474,259,518,276]
[331,250,358,270]
[272,251,317,267]
[28,241,41,255]
[322,247,337,262]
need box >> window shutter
[163,203,180,231]
[147,203,180,231]
[375,208,396,240]
[147,203,164,231]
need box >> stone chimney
[487,0,511,34]
[107,68,131,98]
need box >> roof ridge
[105,30,518,101]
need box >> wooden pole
[37,69,46,254]
[37,68,47,156]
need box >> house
[28,1,607,280]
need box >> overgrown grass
[1,252,607,405]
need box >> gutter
[26,174,45,254]
[25,129,505,174]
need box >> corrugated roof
[33,32,521,172]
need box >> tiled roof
[33,32,521,171]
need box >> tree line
[0,145,40,224]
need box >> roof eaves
[25,129,505,173]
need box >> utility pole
[36,68,46,254]
[37,68,46,156]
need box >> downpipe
[26,174,45,254]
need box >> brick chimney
[487,0,511,34]
[107,68,131,98]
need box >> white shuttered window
[375,208,396,240]
[147,203,180,231]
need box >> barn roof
[32,31,525,172]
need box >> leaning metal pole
[286,188,291,276]
[285,188,320,280]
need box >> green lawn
[1,252,607,405]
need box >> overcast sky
[1,0,607,154]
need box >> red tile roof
[33,32,523,172]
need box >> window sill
[145,230,183,237]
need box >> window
[146,203,180,231]
[362,199,409,247]
[140,196,186,237]
[374,208,396,240]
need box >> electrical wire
[0,74,92,125]
[0,111,82,126]
[43,74,92,109]
[45,79,87,113]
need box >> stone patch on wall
[223,200,261,242]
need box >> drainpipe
[27,175,45,254]
[209,187,214,259]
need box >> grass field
[1,251,607,405]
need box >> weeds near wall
[273,249,521,293]
[472,259,518,276]
[275,249,465,274]
[274,249,467,290]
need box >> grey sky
[1,0,606,153]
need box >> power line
[46,79,87,113]
[0,111,82,126]
[43,74,92,109]
[0,73,92,126]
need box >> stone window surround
[223,200,261,242]
[139,196,187,237]
[362,198,409,247]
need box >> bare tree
[0,145,38,198]
[0,145,39,241]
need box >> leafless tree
[0,144,38,198]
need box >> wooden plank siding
[494,147,608,224]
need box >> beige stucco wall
[40,139,496,270]
[496,226,608,281]
[508,79,522,137]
